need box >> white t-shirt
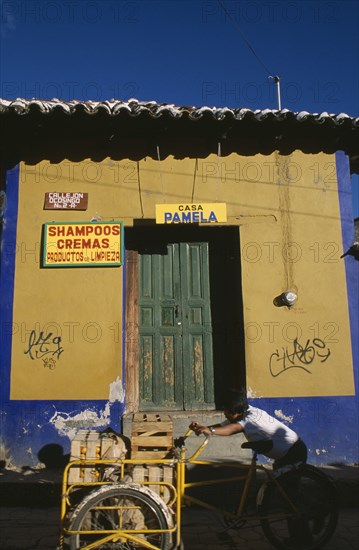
[225,405,299,459]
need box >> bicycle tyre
[258,464,338,550]
[68,482,171,549]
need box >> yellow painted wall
[237,153,354,397]
[11,151,354,399]
[11,161,126,399]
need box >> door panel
[138,241,214,410]
[181,243,214,409]
[139,244,182,409]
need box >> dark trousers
[272,439,311,544]
[273,439,308,470]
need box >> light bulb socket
[281,291,298,307]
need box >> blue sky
[1,0,358,216]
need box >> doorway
[125,225,245,412]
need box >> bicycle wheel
[258,464,338,550]
[68,482,171,549]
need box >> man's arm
[189,421,243,436]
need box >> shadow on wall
[0,443,69,507]
[37,443,70,470]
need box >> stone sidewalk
[1,463,358,507]
[0,463,358,549]
[0,506,358,549]
[182,507,359,550]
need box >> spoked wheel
[258,464,338,550]
[68,483,171,549]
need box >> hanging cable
[217,142,222,200]
[217,0,273,76]
[156,144,165,200]
[217,0,282,109]
[191,158,198,203]
[137,161,144,218]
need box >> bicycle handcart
[60,425,338,549]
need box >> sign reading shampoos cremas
[156,203,227,224]
[43,222,123,267]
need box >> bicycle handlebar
[176,426,211,461]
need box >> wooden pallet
[131,413,173,459]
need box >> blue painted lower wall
[1,395,357,468]
[0,400,124,467]
[251,395,358,465]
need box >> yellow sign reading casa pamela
[156,203,227,224]
[43,222,123,267]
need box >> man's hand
[189,421,211,436]
[190,420,244,437]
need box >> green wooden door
[138,242,214,410]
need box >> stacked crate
[131,413,173,459]
[67,430,127,484]
[131,413,174,503]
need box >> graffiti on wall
[24,329,64,368]
[269,337,331,378]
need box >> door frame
[124,249,139,413]
[124,225,245,413]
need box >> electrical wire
[136,161,144,218]
[191,158,198,203]
[217,0,274,78]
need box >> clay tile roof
[0,97,358,127]
[1,98,358,171]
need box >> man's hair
[223,388,248,414]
